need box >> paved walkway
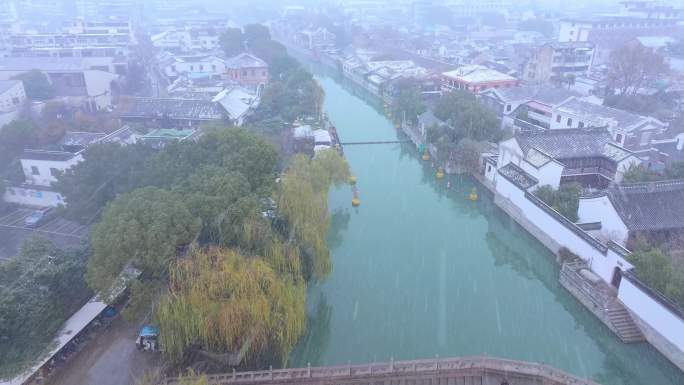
[44,317,160,385]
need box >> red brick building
[225,53,269,87]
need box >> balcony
[562,166,614,180]
[514,118,547,131]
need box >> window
[50,168,60,177]
[567,118,572,126]
[212,65,216,71]
[242,70,247,76]
[31,166,39,175]
[487,165,492,173]
[199,65,204,71]
[190,65,194,71]
[578,121,584,128]
[506,104,511,112]
[616,133,623,143]
[556,115,561,123]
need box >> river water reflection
[288,70,684,385]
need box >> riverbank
[287,66,684,385]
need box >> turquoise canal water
[287,69,684,385]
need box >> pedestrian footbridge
[166,356,598,385]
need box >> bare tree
[608,42,669,96]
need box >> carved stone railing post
[307,362,311,377]
[269,365,273,380]
[390,356,394,371]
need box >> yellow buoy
[352,197,361,207]
[422,152,430,161]
[349,175,358,185]
[436,168,445,179]
[469,187,479,201]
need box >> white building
[578,180,684,247]
[551,98,667,150]
[0,57,120,110]
[479,85,580,131]
[212,86,260,126]
[4,128,136,207]
[151,28,220,53]
[158,53,226,81]
[0,79,25,126]
[490,128,641,189]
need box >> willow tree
[277,150,350,281]
[157,247,306,366]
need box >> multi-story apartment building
[558,2,682,65]
[3,18,134,74]
[523,42,595,84]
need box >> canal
[287,68,684,385]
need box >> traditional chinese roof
[119,97,226,121]
[487,85,579,106]
[515,128,635,163]
[555,98,662,131]
[20,149,78,162]
[58,131,107,147]
[498,163,538,190]
[607,179,684,231]
[442,64,517,84]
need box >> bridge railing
[166,356,598,385]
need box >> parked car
[24,208,53,228]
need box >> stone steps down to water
[559,262,645,344]
[607,305,646,343]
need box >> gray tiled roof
[555,98,649,130]
[607,179,684,231]
[498,163,538,190]
[493,85,579,105]
[516,128,634,162]
[58,132,106,147]
[120,98,226,121]
[20,150,77,161]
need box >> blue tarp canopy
[139,325,160,337]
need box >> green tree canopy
[390,78,425,124]
[54,143,152,222]
[243,23,271,45]
[11,70,55,100]
[87,187,201,298]
[627,244,684,308]
[219,28,244,57]
[0,238,91,378]
[278,151,350,280]
[533,183,582,222]
[0,119,38,171]
[433,91,500,141]
[157,247,306,366]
